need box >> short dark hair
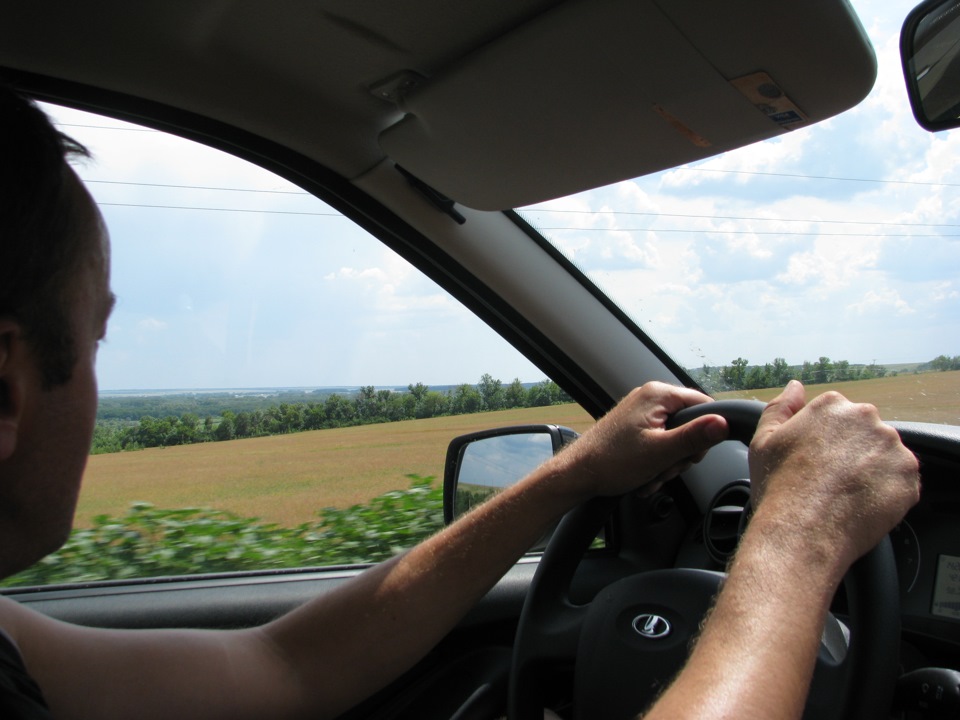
[0,86,92,388]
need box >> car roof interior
[2,0,876,210]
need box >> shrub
[1,476,443,588]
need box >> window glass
[520,0,960,426]
[1,107,593,588]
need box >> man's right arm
[1,381,728,720]
[641,380,920,719]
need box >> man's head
[0,87,114,577]
[1,86,94,388]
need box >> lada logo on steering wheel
[632,613,672,639]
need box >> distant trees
[721,358,749,390]
[477,373,504,411]
[505,378,526,408]
[695,352,960,393]
[930,355,960,372]
[95,351,957,457]
[770,357,791,387]
[526,379,567,407]
[91,375,573,455]
[450,384,483,415]
[814,357,832,384]
[417,391,448,419]
[699,355,897,393]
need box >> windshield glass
[519,0,960,426]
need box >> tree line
[929,355,960,372]
[93,354,957,455]
[697,356,892,393]
[697,353,958,393]
[91,375,571,455]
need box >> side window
[2,106,594,588]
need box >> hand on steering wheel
[508,393,906,720]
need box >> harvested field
[716,370,960,425]
[79,404,595,526]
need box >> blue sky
[47,0,959,390]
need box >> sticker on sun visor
[652,104,712,148]
[730,72,809,130]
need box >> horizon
[97,357,945,397]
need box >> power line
[536,226,959,238]
[524,208,960,229]
[57,122,158,133]
[82,176,958,230]
[97,202,345,217]
[87,179,307,195]
[673,166,960,188]
[85,179,960,230]
[91,198,958,236]
[96,201,955,235]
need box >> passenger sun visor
[378,0,877,210]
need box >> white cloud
[660,129,812,189]
[847,288,915,316]
[932,282,960,302]
[324,267,389,282]
[777,236,880,289]
[137,318,168,331]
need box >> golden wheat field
[716,371,960,424]
[78,404,596,526]
[78,371,960,527]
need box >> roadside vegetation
[1,476,443,588]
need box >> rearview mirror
[901,0,960,130]
[442,425,579,525]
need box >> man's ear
[0,320,28,461]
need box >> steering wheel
[507,400,901,720]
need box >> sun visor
[378,0,876,210]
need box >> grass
[79,371,960,527]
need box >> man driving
[0,87,919,720]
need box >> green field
[79,372,960,527]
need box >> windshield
[519,0,960,426]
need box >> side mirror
[902,0,960,131]
[442,425,579,525]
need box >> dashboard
[683,421,960,680]
[893,424,960,662]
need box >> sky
[46,0,959,391]
[520,0,960,372]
